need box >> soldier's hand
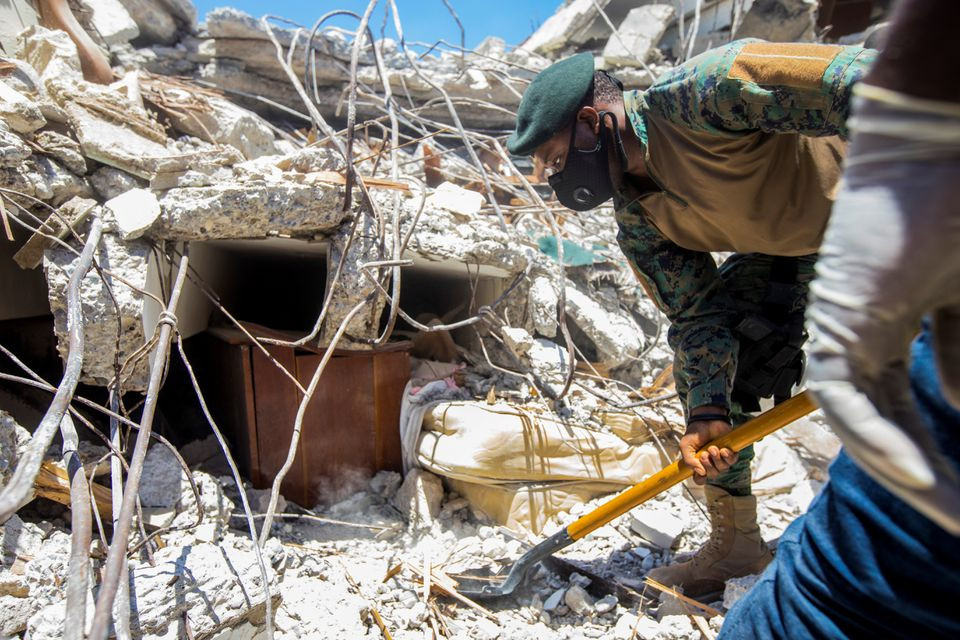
[680,419,737,485]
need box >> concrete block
[629,508,685,549]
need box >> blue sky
[193,1,561,49]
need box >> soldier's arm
[616,206,739,415]
[645,39,876,140]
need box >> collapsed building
[0,1,890,639]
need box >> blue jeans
[720,328,960,639]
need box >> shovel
[455,391,817,599]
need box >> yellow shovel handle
[567,390,817,541]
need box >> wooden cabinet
[195,327,410,507]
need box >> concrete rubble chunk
[543,587,566,612]
[89,165,147,200]
[155,177,347,240]
[0,81,46,134]
[629,508,685,549]
[501,326,534,358]
[104,187,161,240]
[168,471,236,545]
[565,284,645,368]
[17,26,84,92]
[602,5,676,67]
[723,573,761,609]
[0,120,31,167]
[564,583,594,616]
[734,0,819,42]
[128,542,278,639]
[44,232,152,390]
[528,275,559,338]
[138,443,186,508]
[33,130,86,175]
[426,181,485,218]
[79,0,141,45]
[752,436,808,495]
[158,87,279,160]
[14,197,97,270]
[393,468,444,528]
[0,154,92,205]
[595,593,618,614]
[117,0,180,45]
[520,0,611,56]
[0,411,31,486]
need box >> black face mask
[548,110,629,211]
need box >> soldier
[507,40,875,598]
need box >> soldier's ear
[576,106,601,135]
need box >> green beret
[506,52,595,156]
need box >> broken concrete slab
[154,86,279,160]
[33,130,86,175]
[154,177,348,240]
[0,81,46,134]
[602,4,675,67]
[79,0,141,46]
[629,508,685,549]
[520,0,610,56]
[103,187,160,240]
[565,284,645,368]
[16,26,84,95]
[128,541,278,639]
[0,154,92,206]
[426,182,485,219]
[734,0,819,42]
[0,411,31,486]
[44,231,153,390]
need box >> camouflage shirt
[615,40,876,414]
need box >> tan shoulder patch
[728,42,843,89]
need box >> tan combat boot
[644,485,772,600]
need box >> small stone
[629,509,686,549]
[569,572,592,588]
[543,587,566,612]
[632,546,651,559]
[613,612,638,639]
[594,594,618,614]
[564,584,594,616]
[192,522,219,543]
[641,554,656,572]
[477,525,496,540]
[501,326,534,357]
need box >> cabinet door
[296,354,376,506]
[251,345,304,504]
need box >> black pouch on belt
[731,257,807,413]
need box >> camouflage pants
[674,253,818,496]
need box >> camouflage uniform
[614,40,875,495]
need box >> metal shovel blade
[455,529,573,598]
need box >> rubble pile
[0,0,885,639]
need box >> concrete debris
[565,284,645,368]
[33,130,86,175]
[602,5,676,67]
[44,231,153,390]
[564,583,595,616]
[103,187,161,240]
[0,81,46,134]
[89,165,146,200]
[0,411,31,486]
[128,542,278,639]
[80,0,141,46]
[734,0,819,42]
[426,181,485,219]
[629,508,686,549]
[393,468,444,529]
[0,120,31,167]
[118,0,181,45]
[520,0,610,56]
[723,573,762,610]
[138,443,186,508]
